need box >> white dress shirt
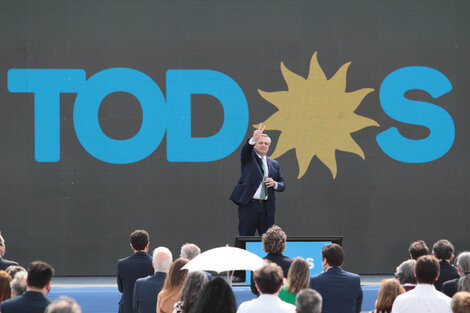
[237,294,296,313]
[391,283,451,313]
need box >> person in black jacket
[0,232,18,271]
[443,252,470,297]
[432,239,460,291]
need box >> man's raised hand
[253,123,266,142]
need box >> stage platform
[47,275,393,313]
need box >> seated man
[308,244,362,313]
[1,261,54,313]
[296,289,322,313]
[237,262,295,313]
[0,232,18,271]
[392,255,451,313]
[433,239,460,291]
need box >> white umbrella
[182,246,264,284]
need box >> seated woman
[395,259,417,291]
[370,278,405,313]
[172,271,208,313]
[157,258,189,313]
[0,270,12,302]
[278,257,310,305]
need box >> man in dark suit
[443,251,470,297]
[309,244,362,313]
[230,123,286,236]
[432,239,460,291]
[1,261,54,313]
[133,246,172,313]
[117,230,154,313]
[0,232,19,270]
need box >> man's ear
[130,243,134,251]
[435,272,440,282]
[255,283,261,294]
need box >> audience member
[279,257,310,305]
[5,265,26,279]
[180,243,212,280]
[157,258,189,313]
[0,270,12,302]
[238,262,296,313]
[395,260,417,291]
[309,244,362,313]
[133,247,172,313]
[1,261,54,313]
[172,271,208,313]
[296,289,322,313]
[391,255,451,313]
[370,278,404,313]
[0,232,18,271]
[444,252,470,297]
[44,297,82,313]
[452,292,470,313]
[193,277,236,313]
[251,225,294,295]
[408,240,429,260]
[10,270,27,297]
[117,229,154,313]
[433,239,460,291]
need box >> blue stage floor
[48,275,392,313]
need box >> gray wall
[0,0,468,275]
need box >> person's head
[452,292,470,313]
[262,225,287,255]
[0,270,12,302]
[375,279,405,311]
[45,296,82,313]
[254,134,271,157]
[395,259,417,284]
[432,239,454,261]
[153,247,173,273]
[409,240,429,260]
[161,258,189,293]
[321,243,344,268]
[457,252,470,292]
[179,271,209,313]
[286,257,310,294]
[193,277,236,313]
[254,262,284,294]
[415,255,440,284]
[180,243,201,260]
[10,270,27,297]
[0,231,5,257]
[130,229,149,252]
[5,265,27,279]
[296,289,322,313]
[27,261,55,294]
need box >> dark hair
[193,277,236,313]
[415,255,440,284]
[296,289,322,313]
[262,225,287,255]
[0,270,12,302]
[180,271,208,313]
[409,240,429,260]
[322,243,344,267]
[286,257,310,294]
[27,261,55,289]
[130,229,149,251]
[254,262,284,294]
[432,239,454,260]
[451,291,470,313]
[160,258,189,304]
[375,279,405,311]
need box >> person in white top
[237,262,296,313]
[392,255,452,313]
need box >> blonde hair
[452,292,470,313]
[375,279,405,311]
[286,257,310,294]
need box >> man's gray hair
[153,247,173,273]
[457,252,470,292]
[10,270,27,296]
[180,243,201,260]
[260,134,271,145]
[44,297,82,313]
[395,259,417,284]
[296,288,322,313]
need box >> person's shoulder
[342,269,361,280]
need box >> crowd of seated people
[2,227,470,313]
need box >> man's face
[0,235,5,257]
[254,136,270,156]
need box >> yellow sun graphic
[257,52,379,179]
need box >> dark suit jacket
[442,277,459,297]
[133,272,166,313]
[230,140,285,217]
[0,291,51,313]
[117,252,154,313]
[0,257,18,271]
[435,260,459,291]
[309,267,363,313]
[250,253,294,295]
